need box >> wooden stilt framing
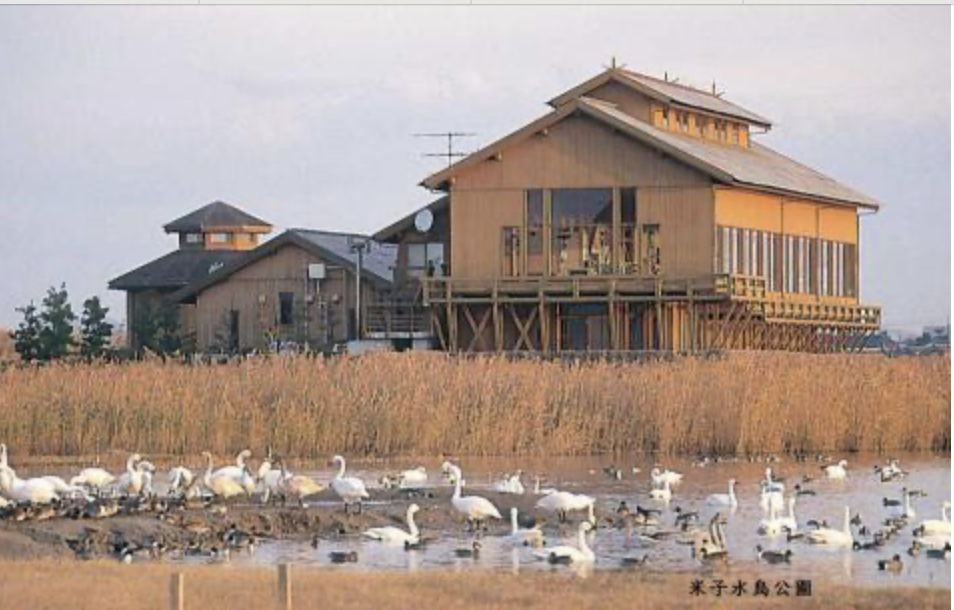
[419,275,880,354]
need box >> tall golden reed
[0,353,948,458]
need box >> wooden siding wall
[587,81,652,123]
[450,114,712,279]
[193,244,385,351]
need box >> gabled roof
[292,230,397,284]
[109,249,248,291]
[373,196,449,243]
[578,98,878,209]
[171,230,396,303]
[423,97,879,209]
[163,201,272,234]
[549,68,773,128]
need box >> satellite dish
[414,209,434,233]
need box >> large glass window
[551,188,613,276]
[526,190,544,276]
[620,188,637,273]
[407,243,444,278]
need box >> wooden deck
[366,274,880,353]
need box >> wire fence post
[170,572,185,610]
[278,563,293,610]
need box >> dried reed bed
[0,560,947,610]
[0,353,948,458]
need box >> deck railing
[364,301,430,337]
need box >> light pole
[349,236,370,341]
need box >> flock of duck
[0,442,950,575]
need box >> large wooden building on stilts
[374,66,882,354]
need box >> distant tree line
[10,283,114,363]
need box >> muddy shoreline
[0,488,576,562]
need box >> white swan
[761,468,785,494]
[823,459,849,480]
[70,466,116,491]
[806,506,853,547]
[212,449,252,480]
[278,461,325,507]
[760,488,785,514]
[202,451,247,500]
[331,455,370,513]
[493,471,525,495]
[649,479,673,503]
[398,467,428,490]
[260,466,290,504]
[896,491,917,520]
[535,490,596,522]
[758,503,785,537]
[363,504,420,545]
[116,454,146,496]
[168,466,194,491]
[914,532,952,550]
[443,462,502,528]
[534,521,596,564]
[0,466,59,505]
[650,467,683,488]
[256,447,275,481]
[36,475,88,499]
[509,507,544,547]
[707,479,737,507]
[918,502,951,536]
[778,496,798,533]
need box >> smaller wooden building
[109,201,272,351]
[172,230,396,352]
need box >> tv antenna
[414,132,476,167]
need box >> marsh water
[167,453,951,589]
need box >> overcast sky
[0,6,949,332]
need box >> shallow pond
[165,452,950,589]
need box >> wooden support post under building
[170,573,185,610]
[539,297,549,355]
[654,278,663,351]
[493,285,502,352]
[278,563,293,610]
[687,282,696,353]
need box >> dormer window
[696,116,706,136]
[662,109,670,129]
[185,233,202,244]
[679,112,689,133]
[210,232,231,244]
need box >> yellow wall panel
[714,187,858,244]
